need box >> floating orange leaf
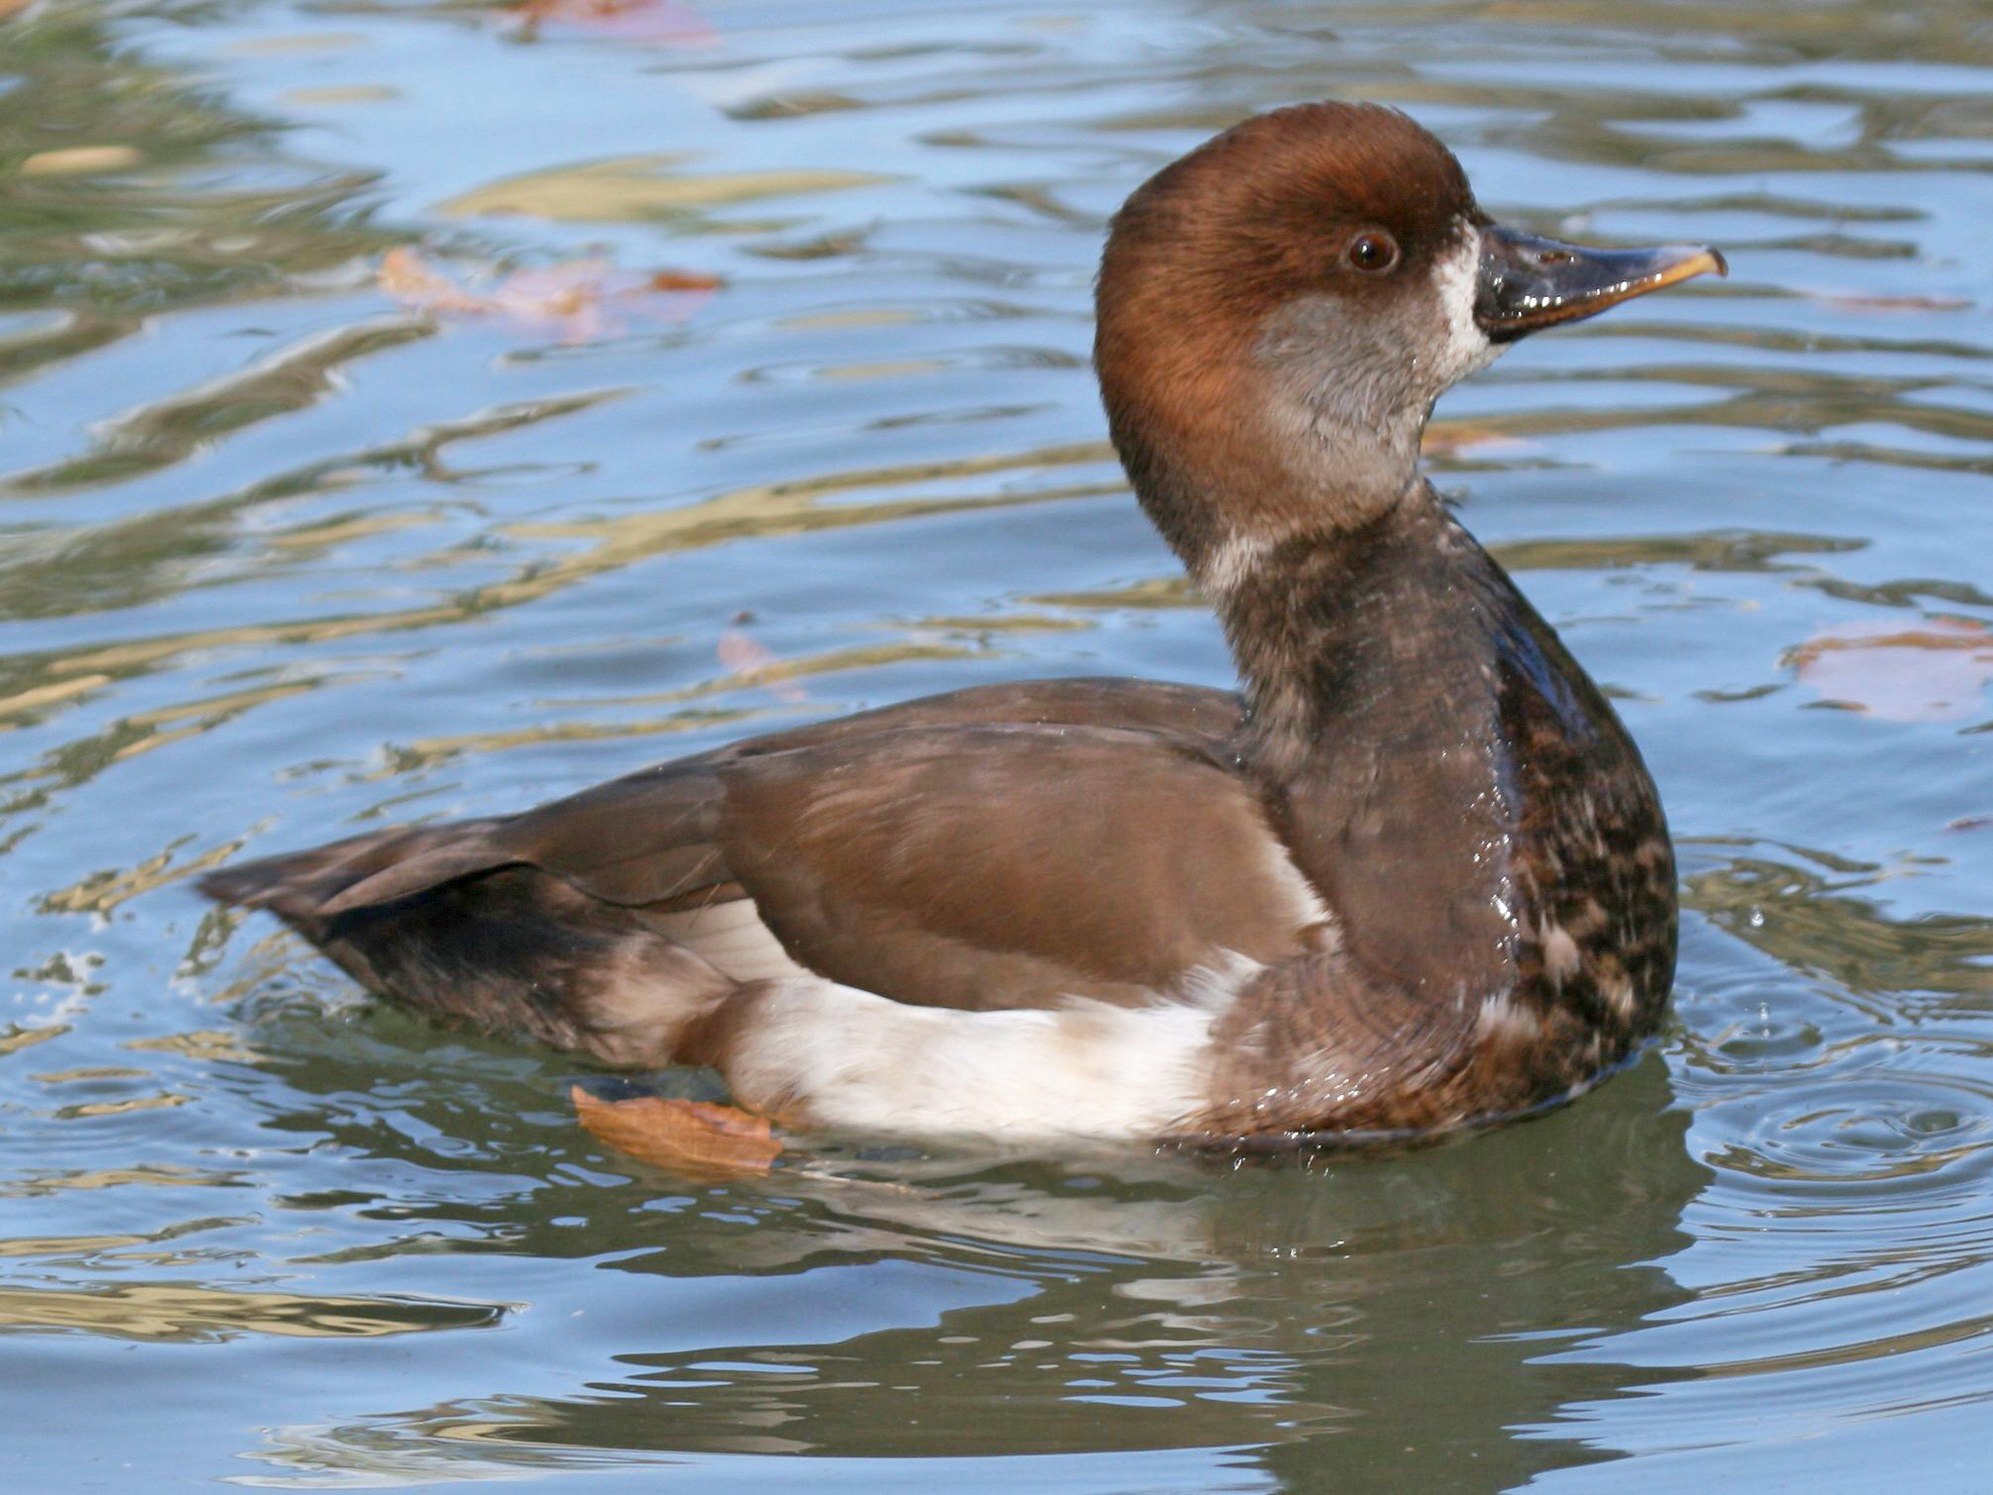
[507,0,719,45]
[572,1086,782,1177]
[1790,617,1993,722]
[377,247,720,343]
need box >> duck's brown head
[1094,102,1723,578]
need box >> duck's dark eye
[1345,230,1401,274]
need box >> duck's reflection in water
[238,1053,1705,1488]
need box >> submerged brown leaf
[572,1086,782,1177]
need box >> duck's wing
[205,679,1327,1015]
[706,714,1331,1009]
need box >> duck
[201,102,1722,1149]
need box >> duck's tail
[199,829,737,1068]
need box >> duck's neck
[1209,496,1471,775]
[1205,489,1676,1044]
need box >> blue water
[4,0,1991,1487]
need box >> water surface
[4,0,1992,1488]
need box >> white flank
[653,897,812,983]
[721,965,1261,1142]
[1431,222,1500,385]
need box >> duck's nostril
[1535,249,1573,266]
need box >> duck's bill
[1474,225,1726,342]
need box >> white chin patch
[1432,223,1500,385]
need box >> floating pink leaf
[1790,617,1993,722]
[379,247,721,343]
[717,628,809,702]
